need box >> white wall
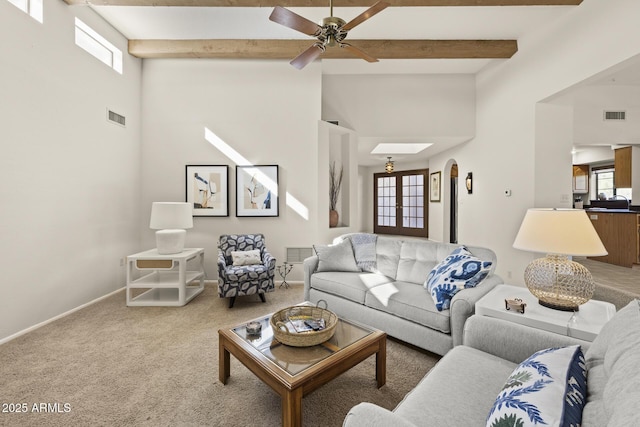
[322,74,475,139]
[139,59,325,282]
[428,0,640,284]
[0,2,142,341]
[572,85,640,146]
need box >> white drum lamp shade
[149,202,193,254]
[513,208,607,311]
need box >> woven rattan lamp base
[524,254,595,312]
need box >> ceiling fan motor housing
[321,16,347,47]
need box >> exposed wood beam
[128,39,518,59]
[64,1,582,7]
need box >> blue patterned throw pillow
[424,246,492,311]
[486,345,587,427]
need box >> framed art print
[236,165,279,217]
[185,165,229,217]
[430,171,441,203]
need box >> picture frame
[430,171,441,202]
[185,165,229,217]
[236,165,279,217]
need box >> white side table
[475,284,616,341]
[126,248,205,307]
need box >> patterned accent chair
[217,234,276,308]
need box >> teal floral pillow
[486,345,587,427]
[424,246,492,311]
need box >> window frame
[74,18,123,74]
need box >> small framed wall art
[430,171,441,202]
[236,165,279,217]
[185,165,229,217]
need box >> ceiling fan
[269,0,390,70]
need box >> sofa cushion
[486,345,587,427]
[313,239,359,272]
[582,300,640,427]
[602,350,640,424]
[374,236,402,279]
[310,272,393,304]
[393,346,516,426]
[364,280,451,333]
[395,241,439,285]
[425,246,492,311]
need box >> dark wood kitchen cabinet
[588,211,639,268]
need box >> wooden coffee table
[218,311,386,427]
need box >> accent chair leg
[228,297,236,308]
[259,293,266,303]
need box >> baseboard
[0,287,125,346]
[2,280,304,346]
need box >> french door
[373,169,428,237]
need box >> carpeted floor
[0,283,439,427]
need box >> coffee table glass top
[232,316,373,376]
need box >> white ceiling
[88,3,639,165]
[91,5,575,74]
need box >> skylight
[7,0,43,23]
[371,143,432,155]
[74,18,123,74]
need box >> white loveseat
[303,233,502,356]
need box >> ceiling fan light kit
[269,0,390,69]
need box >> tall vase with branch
[329,161,343,228]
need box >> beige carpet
[0,284,439,427]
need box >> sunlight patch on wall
[204,127,309,220]
[285,193,309,220]
[7,0,42,23]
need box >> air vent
[107,109,126,127]
[286,247,314,264]
[604,110,626,121]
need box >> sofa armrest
[343,403,418,427]
[303,255,319,301]
[463,315,591,364]
[449,274,502,347]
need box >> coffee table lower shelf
[218,315,386,427]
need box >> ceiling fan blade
[339,43,379,63]
[269,6,322,37]
[341,1,390,32]
[290,44,325,70]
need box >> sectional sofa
[303,233,502,356]
[343,299,640,427]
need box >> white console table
[126,248,205,307]
[475,284,616,341]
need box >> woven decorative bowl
[270,301,338,347]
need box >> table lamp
[513,208,607,311]
[149,202,193,254]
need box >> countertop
[585,208,639,214]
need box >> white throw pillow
[313,239,359,272]
[231,249,262,266]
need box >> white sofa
[303,233,502,356]
[344,300,640,427]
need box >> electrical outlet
[120,257,125,267]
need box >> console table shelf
[126,248,205,307]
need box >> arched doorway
[449,162,459,243]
